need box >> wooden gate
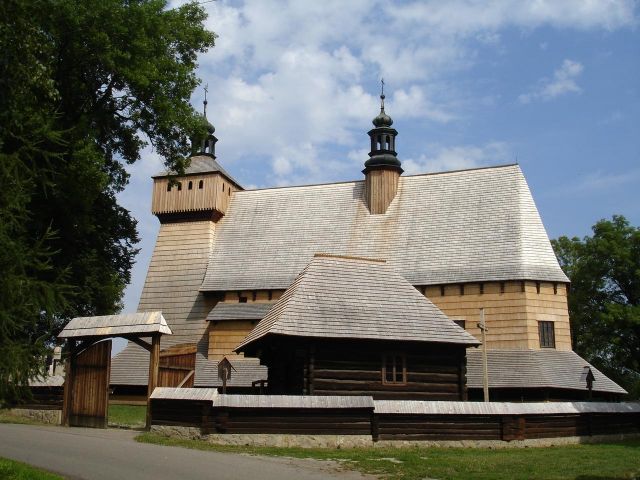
[67,340,112,428]
[159,344,196,388]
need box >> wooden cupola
[151,107,242,223]
[363,81,403,214]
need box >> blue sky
[118,0,639,321]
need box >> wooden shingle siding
[426,280,571,350]
[208,321,254,360]
[111,220,217,386]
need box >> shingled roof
[236,254,480,351]
[202,164,568,292]
[206,302,274,322]
[59,311,171,339]
[466,349,626,394]
[153,155,241,187]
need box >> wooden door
[69,340,112,428]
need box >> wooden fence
[149,390,640,442]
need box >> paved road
[0,424,372,480]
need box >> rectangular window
[538,321,555,348]
[382,354,406,385]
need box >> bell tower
[363,80,403,214]
[151,90,241,223]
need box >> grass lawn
[137,433,640,480]
[0,457,64,480]
[108,404,146,428]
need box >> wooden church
[110,92,626,401]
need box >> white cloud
[518,59,584,104]
[196,0,633,183]
[403,142,511,175]
[551,169,640,196]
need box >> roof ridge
[313,253,386,263]
[238,163,519,194]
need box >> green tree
[0,0,215,403]
[552,215,640,398]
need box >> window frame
[538,321,556,348]
[381,353,407,386]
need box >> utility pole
[478,308,490,402]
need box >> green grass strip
[137,432,640,480]
[0,457,64,480]
[108,404,146,427]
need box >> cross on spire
[380,78,385,111]
[203,84,209,118]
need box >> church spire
[362,80,403,214]
[194,84,218,158]
[364,80,402,172]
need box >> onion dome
[372,93,393,127]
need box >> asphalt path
[0,423,373,480]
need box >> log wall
[375,414,502,441]
[204,408,373,435]
[424,280,571,351]
[149,398,640,442]
[261,340,467,401]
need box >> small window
[553,283,558,295]
[177,182,182,191]
[223,183,225,192]
[536,282,541,294]
[479,283,484,295]
[454,319,466,329]
[239,296,248,304]
[382,354,406,385]
[440,285,445,296]
[500,282,505,294]
[521,281,526,293]
[459,284,465,296]
[198,180,203,189]
[268,290,273,301]
[538,321,555,348]
[188,181,193,190]
[228,188,231,196]
[167,183,172,192]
